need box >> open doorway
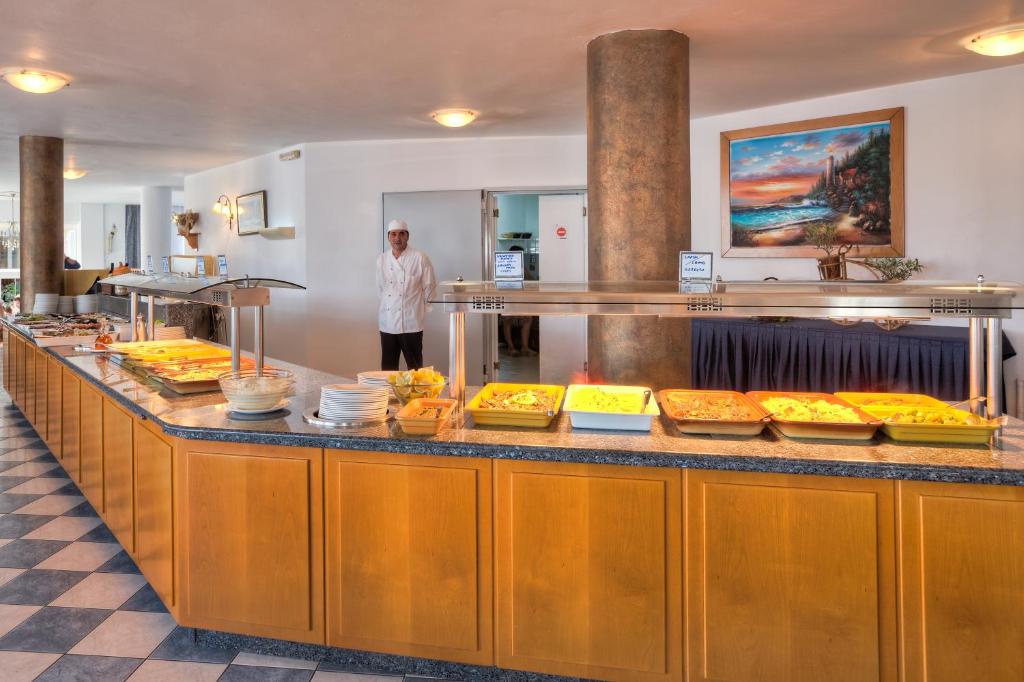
[484,190,587,385]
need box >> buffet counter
[3,320,1023,682]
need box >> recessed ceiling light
[0,67,70,94]
[430,109,478,128]
[63,168,87,180]
[965,23,1024,56]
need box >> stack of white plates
[319,384,389,423]
[74,294,99,314]
[356,370,398,398]
[33,293,59,314]
[58,296,75,314]
[153,326,187,341]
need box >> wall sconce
[212,194,235,231]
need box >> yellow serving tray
[859,405,998,444]
[467,383,565,428]
[834,391,949,410]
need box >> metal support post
[146,295,155,341]
[986,317,1003,420]
[128,292,139,341]
[254,305,265,375]
[449,312,466,412]
[968,317,985,416]
[229,307,241,372]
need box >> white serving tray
[564,384,660,432]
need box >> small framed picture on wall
[236,190,267,235]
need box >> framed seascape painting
[236,190,268,235]
[721,107,904,258]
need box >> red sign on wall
[555,225,567,239]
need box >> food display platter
[466,383,565,428]
[396,398,456,435]
[834,392,950,410]
[563,384,659,432]
[748,391,882,441]
[657,389,770,437]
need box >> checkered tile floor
[0,372,433,681]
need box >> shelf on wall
[259,226,296,240]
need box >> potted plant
[805,223,853,280]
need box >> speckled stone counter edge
[10,323,1024,487]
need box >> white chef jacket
[375,247,437,334]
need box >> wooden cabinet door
[33,349,46,432]
[2,327,8,391]
[326,450,492,665]
[687,470,897,682]
[495,460,683,682]
[899,481,1024,682]
[61,370,81,482]
[24,346,35,425]
[79,383,104,510]
[103,398,134,552]
[15,337,26,411]
[177,439,323,644]
[46,357,62,457]
[133,419,175,612]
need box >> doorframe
[482,187,587,383]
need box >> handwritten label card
[494,251,525,281]
[679,251,713,282]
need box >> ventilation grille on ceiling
[687,296,723,312]
[471,295,505,311]
[929,297,974,315]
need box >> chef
[376,219,437,370]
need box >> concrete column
[19,136,64,312]
[587,29,691,388]
[140,186,173,267]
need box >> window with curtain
[125,204,140,268]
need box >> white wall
[79,203,106,269]
[303,135,586,377]
[690,63,1024,408]
[183,146,307,363]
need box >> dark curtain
[691,318,1016,401]
[125,204,140,268]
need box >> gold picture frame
[721,107,904,258]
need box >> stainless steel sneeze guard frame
[99,272,306,372]
[434,279,1024,423]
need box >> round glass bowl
[218,368,295,413]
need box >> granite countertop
[11,324,1024,486]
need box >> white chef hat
[387,219,409,233]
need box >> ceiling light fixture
[63,168,87,180]
[0,67,70,94]
[430,109,478,128]
[965,23,1024,56]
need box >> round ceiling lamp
[965,23,1024,56]
[63,168,87,180]
[430,109,478,128]
[0,67,71,94]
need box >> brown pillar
[587,30,691,388]
[19,135,64,312]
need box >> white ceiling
[0,0,1021,201]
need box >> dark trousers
[380,331,424,370]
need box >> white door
[382,191,486,385]
[538,193,587,384]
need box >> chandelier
[0,192,18,253]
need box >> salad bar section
[4,308,1024,681]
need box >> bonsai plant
[805,223,853,280]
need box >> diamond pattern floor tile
[0,605,112,652]
[51,571,147,609]
[69,610,177,658]
[0,539,70,568]
[220,665,315,682]
[22,515,103,541]
[35,541,122,571]
[0,569,90,605]
[10,493,84,516]
[127,658,228,681]
[0,650,62,682]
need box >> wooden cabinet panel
[134,420,174,611]
[46,357,62,456]
[325,450,492,664]
[33,349,46,432]
[102,398,134,552]
[2,327,8,392]
[687,470,897,682]
[899,481,1024,682]
[495,460,683,682]
[61,370,81,482]
[79,383,104,510]
[178,439,323,643]
[15,337,26,410]
[24,346,35,424]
